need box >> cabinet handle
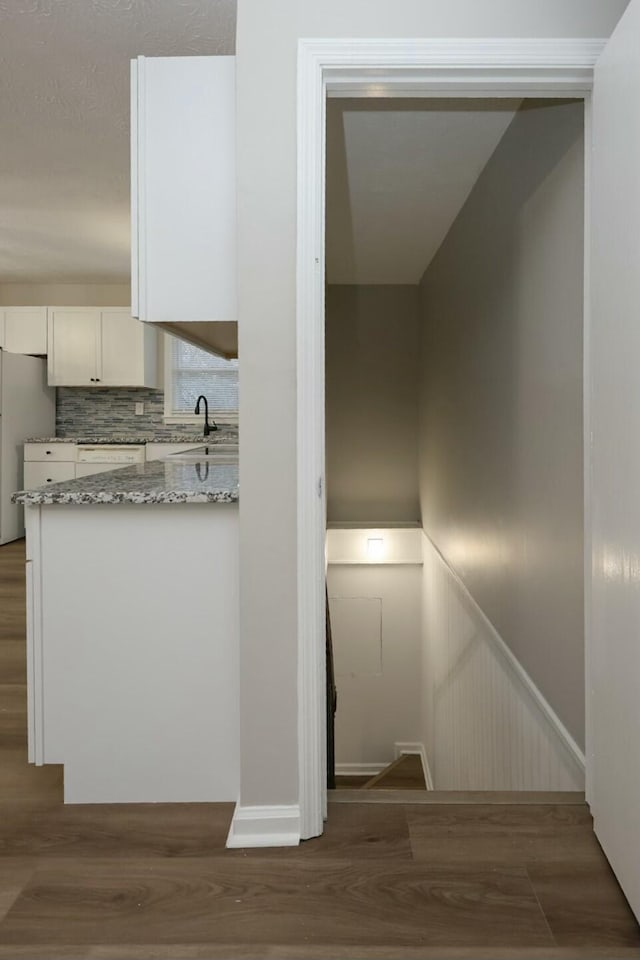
[45,450,52,455]
[95,378,101,382]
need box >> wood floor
[1,538,639,959]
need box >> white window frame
[163,334,238,426]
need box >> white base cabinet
[23,443,147,487]
[23,443,77,489]
[25,502,239,802]
[23,461,76,488]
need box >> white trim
[25,506,44,766]
[394,742,434,791]
[423,531,586,778]
[226,804,301,849]
[130,59,139,319]
[582,93,594,807]
[297,35,327,843]
[134,57,147,321]
[335,762,387,777]
[296,37,601,841]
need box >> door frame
[296,37,604,840]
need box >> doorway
[324,95,586,797]
[295,38,604,843]
[293,16,640,927]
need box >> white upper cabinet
[0,307,48,355]
[48,308,158,388]
[47,309,100,385]
[100,309,157,387]
[131,56,237,358]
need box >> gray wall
[326,285,420,523]
[418,100,585,745]
[235,0,628,808]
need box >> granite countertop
[25,434,238,445]
[13,460,239,506]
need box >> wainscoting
[421,532,585,792]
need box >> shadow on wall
[421,532,585,792]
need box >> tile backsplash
[56,387,236,439]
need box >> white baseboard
[335,762,387,777]
[226,803,301,849]
[394,741,434,790]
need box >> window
[164,335,238,423]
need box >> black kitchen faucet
[194,395,218,437]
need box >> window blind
[170,337,238,414]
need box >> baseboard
[226,803,301,849]
[335,762,387,777]
[394,741,434,790]
[422,530,586,780]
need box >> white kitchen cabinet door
[590,0,640,921]
[100,309,158,388]
[131,56,236,332]
[24,462,76,488]
[1,308,48,355]
[47,309,100,386]
[48,308,158,388]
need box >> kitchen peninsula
[13,457,239,804]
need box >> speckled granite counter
[25,433,238,445]
[13,459,239,506]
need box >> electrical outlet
[135,402,144,416]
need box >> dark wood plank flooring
[1,539,639,959]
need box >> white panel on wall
[330,597,382,677]
[328,565,422,768]
[421,532,585,792]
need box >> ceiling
[326,98,521,285]
[0,0,236,284]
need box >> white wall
[326,285,420,523]
[235,0,629,810]
[421,532,584,791]
[0,283,131,306]
[419,100,586,747]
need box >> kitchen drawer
[24,461,76,488]
[24,443,77,462]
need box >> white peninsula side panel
[27,502,239,803]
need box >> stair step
[363,754,426,791]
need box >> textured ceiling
[0,0,236,283]
[326,99,520,285]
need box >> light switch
[135,402,144,415]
